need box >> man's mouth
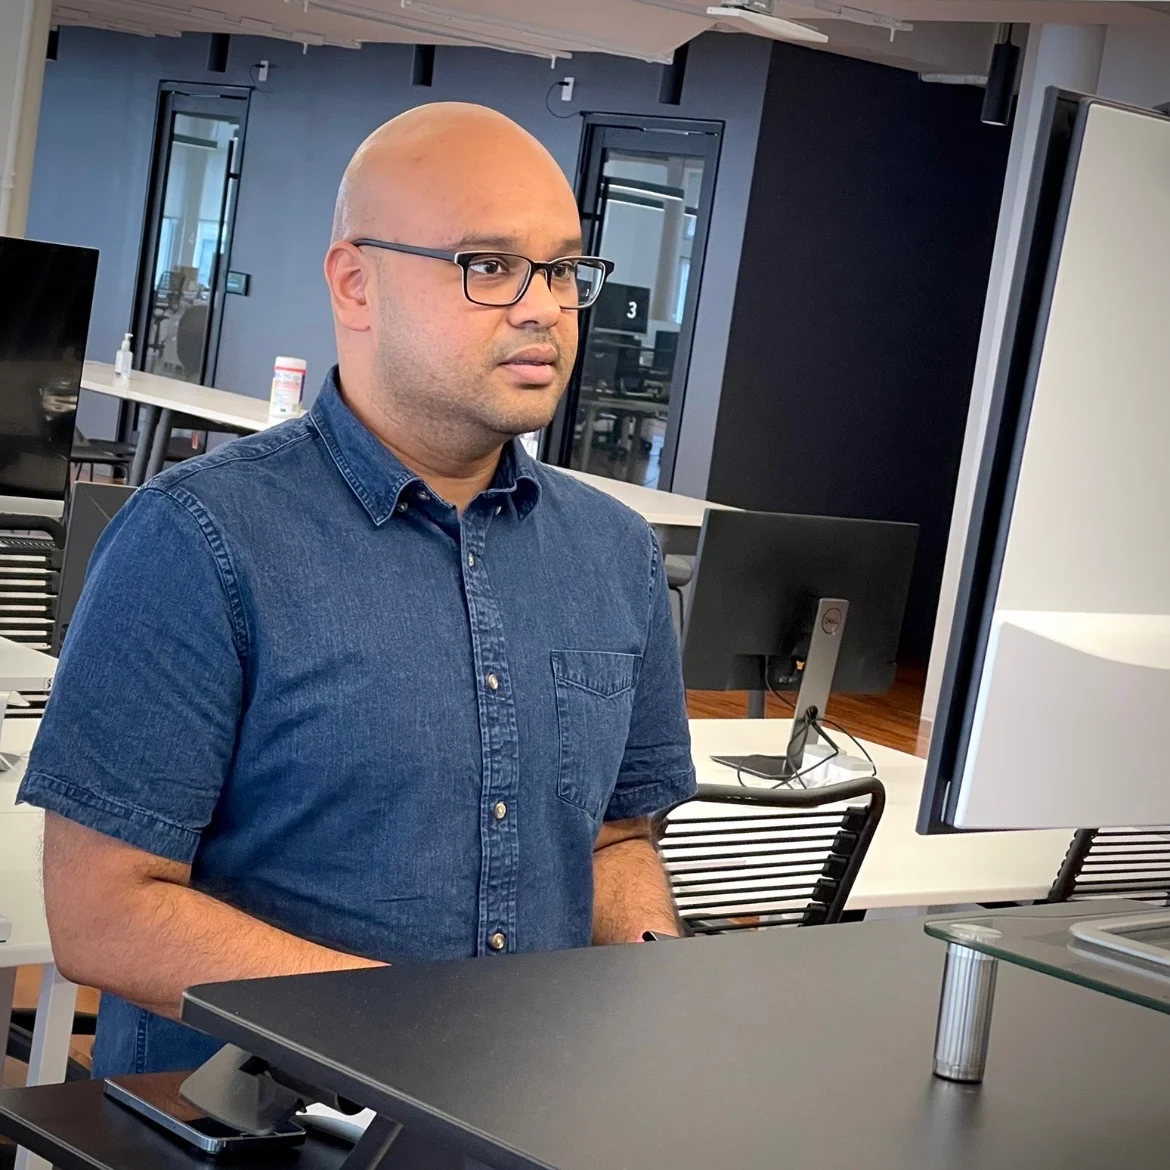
[501,346,559,369]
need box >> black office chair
[658,778,885,933]
[1048,827,1170,906]
[70,432,137,482]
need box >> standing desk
[4,905,1159,1170]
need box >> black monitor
[0,236,98,500]
[52,482,135,654]
[682,509,917,774]
[591,282,650,333]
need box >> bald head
[331,102,574,246]
[323,102,587,466]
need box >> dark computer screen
[592,282,651,333]
[682,509,918,695]
[0,236,98,499]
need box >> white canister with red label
[269,357,307,421]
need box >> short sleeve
[18,486,245,863]
[604,537,696,821]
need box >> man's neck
[383,435,502,514]
[341,381,503,513]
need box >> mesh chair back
[1048,827,1170,906]
[659,778,885,934]
[0,514,65,716]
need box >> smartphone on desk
[104,1070,307,1156]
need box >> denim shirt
[19,370,695,1077]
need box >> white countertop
[0,637,58,694]
[558,466,732,528]
[81,361,272,433]
[0,717,50,967]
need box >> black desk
[172,906,1170,1170]
[5,908,1169,1170]
[0,1081,351,1170]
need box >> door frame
[128,81,251,386]
[545,112,722,491]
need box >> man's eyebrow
[447,234,585,255]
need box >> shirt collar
[308,368,541,525]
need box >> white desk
[79,362,729,542]
[689,719,1074,910]
[81,361,270,434]
[0,717,76,1170]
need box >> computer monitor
[52,482,135,654]
[591,282,651,333]
[0,236,97,500]
[682,509,917,773]
[917,91,1170,834]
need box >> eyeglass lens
[463,254,608,308]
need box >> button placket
[460,510,520,957]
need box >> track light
[981,24,1019,127]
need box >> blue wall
[27,27,770,489]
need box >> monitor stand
[724,598,849,784]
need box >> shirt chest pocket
[552,650,642,820]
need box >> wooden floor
[687,662,928,757]
[2,667,928,1094]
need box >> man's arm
[43,814,381,1019]
[592,816,680,944]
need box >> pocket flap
[551,650,641,698]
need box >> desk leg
[128,403,159,486]
[144,408,174,482]
[580,404,599,469]
[14,965,77,1170]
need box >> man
[18,102,695,1078]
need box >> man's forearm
[592,832,680,944]
[51,876,380,1019]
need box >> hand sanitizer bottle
[114,333,134,379]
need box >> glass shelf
[925,909,1170,1016]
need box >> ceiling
[48,0,1170,77]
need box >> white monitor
[919,91,1170,832]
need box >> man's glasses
[351,239,615,310]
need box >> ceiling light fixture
[981,23,1019,126]
[706,4,827,45]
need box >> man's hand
[591,816,681,944]
[42,814,382,1019]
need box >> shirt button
[467,553,475,568]
[486,672,499,691]
[495,505,502,515]
[489,932,507,951]
[417,489,430,502]
[395,501,408,514]
[493,801,507,820]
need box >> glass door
[548,118,720,491]
[131,86,249,385]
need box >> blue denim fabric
[19,369,695,1078]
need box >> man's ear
[324,242,374,333]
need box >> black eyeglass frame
[350,238,615,309]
